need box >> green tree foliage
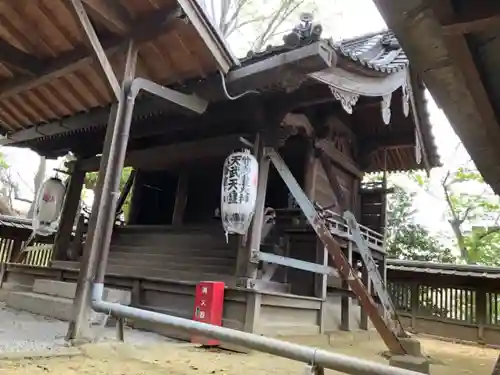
[84,168,134,220]
[385,185,456,263]
[441,167,500,265]
[413,165,500,265]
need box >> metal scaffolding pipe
[91,298,420,375]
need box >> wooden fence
[0,237,54,267]
[388,271,500,346]
[0,214,55,267]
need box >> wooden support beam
[281,113,314,136]
[67,0,122,100]
[172,170,188,225]
[115,169,136,216]
[372,0,500,192]
[441,1,500,35]
[340,242,353,331]
[0,6,181,103]
[195,42,335,100]
[0,40,43,74]
[315,138,362,178]
[82,0,131,34]
[79,134,251,172]
[360,132,415,155]
[52,166,86,261]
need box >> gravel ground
[0,302,169,353]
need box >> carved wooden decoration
[381,93,392,125]
[415,128,422,164]
[402,79,410,117]
[331,87,359,114]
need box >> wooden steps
[51,260,235,284]
[108,225,237,279]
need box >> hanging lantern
[32,177,66,236]
[220,149,259,236]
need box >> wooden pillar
[52,165,85,262]
[340,241,353,331]
[476,288,487,342]
[315,239,328,333]
[127,169,143,225]
[410,282,419,330]
[9,239,22,264]
[172,170,188,226]
[360,264,371,330]
[304,143,318,199]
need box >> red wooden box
[191,281,225,345]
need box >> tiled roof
[333,30,408,73]
[243,28,407,74]
[0,214,33,230]
[387,259,500,279]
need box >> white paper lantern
[32,177,66,236]
[220,150,259,236]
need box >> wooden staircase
[53,225,238,283]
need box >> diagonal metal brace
[264,147,406,355]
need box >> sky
[0,0,472,236]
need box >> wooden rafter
[67,0,121,100]
[434,0,500,142]
[0,6,181,103]
[0,40,42,75]
[0,47,332,146]
[82,0,131,34]
[78,134,250,171]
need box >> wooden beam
[441,2,500,35]
[0,72,335,147]
[79,134,251,172]
[172,170,188,225]
[0,6,181,103]
[281,113,314,136]
[315,138,362,178]
[326,115,355,139]
[67,0,121,100]
[82,0,131,34]
[360,132,415,153]
[195,42,335,100]
[52,166,85,261]
[0,40,43,74]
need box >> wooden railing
[0,214,55,268]
[388,280,500,345]
[319,209,384,251]
[0,237,54,267]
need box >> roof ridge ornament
[331,87,359,114]
[283,12,323,48]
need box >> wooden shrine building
[0,1,439,342]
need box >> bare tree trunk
[449,219,468,262]
[27,155,46,218]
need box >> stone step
[32,279,131,304]
[4,291,91,321]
